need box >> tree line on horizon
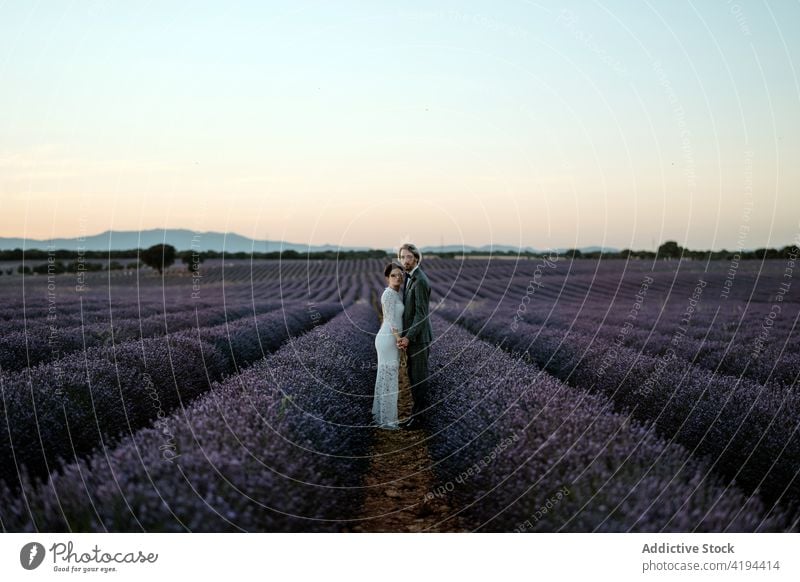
[0,240,797,276]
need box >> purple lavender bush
[175,302,343,374]
[424,315,793,532]
[533,308,799,389]
[0,302,344,491]
[436,305,800,521]
[0,301,287,372]
[0,334,225,491]
[0,303,378,532]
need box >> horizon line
[0,227,796,253]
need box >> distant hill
[0,230,618,255]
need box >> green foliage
[1,242,796,264]
[657,240,683,259]
[140,244,177,274]
[180,251,205,272]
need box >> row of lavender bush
[573,317,798,388]
[454,296,798,388]
[0,302,344,491]
[549,302,799,345]
[423,315,793,531]
[440,264,798,345]
[0,303,378,532]
[530,297,798,385]
[0,279,316,331]
[0,300,289,372]
[436,305,800,518]
[0,265,373,338]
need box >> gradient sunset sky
[1,1,798,251]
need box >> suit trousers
[406,342,430,419]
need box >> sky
[1,0,799,251]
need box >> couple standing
[372,243,433,431]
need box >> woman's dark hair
[384,262,403,277]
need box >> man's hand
[397,337,409,350]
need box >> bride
[372,262,405,429]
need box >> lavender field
[0,255,797,532]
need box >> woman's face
[387,267,404,290]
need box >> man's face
[399,249,418,271]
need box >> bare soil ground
[346,300,468,532]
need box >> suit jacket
[402,266,433,344]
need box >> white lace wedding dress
[372,286,404,429]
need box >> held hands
[391,327,409,350]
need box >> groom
[396,243,433,430]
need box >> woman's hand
[391,327,408,350]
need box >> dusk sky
[1,1,798,251]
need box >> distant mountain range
[0,229,619,255]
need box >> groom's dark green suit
[401,266,433,422]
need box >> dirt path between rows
[346,299,467,532]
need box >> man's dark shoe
[402,417,424,430]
